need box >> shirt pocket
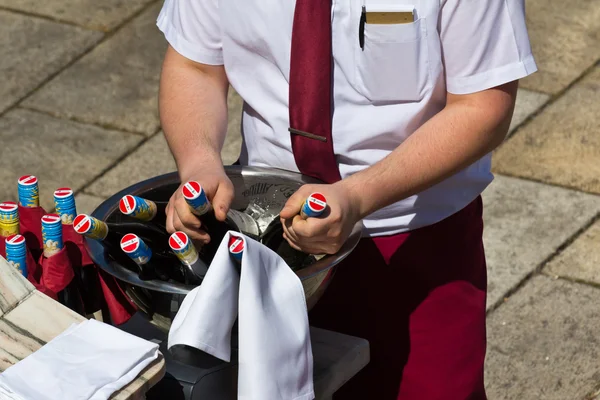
[353,8,430,103]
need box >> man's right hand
[165,163,235,244]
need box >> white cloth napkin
[0,319,159,400]
[168,231,315,400]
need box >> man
[157,0,536,398]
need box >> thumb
[280,185,313,220]
[211,178,235,221]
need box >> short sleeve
[157,0,223,65]
[439,0,537,94]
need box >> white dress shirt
[157,0,537,237]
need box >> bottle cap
[169,231,189,251]
[0,201,19,237]
[0,201,19,215]
[169,231,199,265]
[183,181,211,215]
[5,234,27,277]
[120,233,141,253]
[120,233,152,264]
[73,214,109,240]
[18,175,38,186]
[41,214,63,257]
[53,187,74,199]
[228,234,244,262]
[54,188,77,225]
[300,192,327,219]
[119,195,157,221]
[73,214,92,234]
[18,175,40,208]
[5,234,26,247]
[18,176,40,207]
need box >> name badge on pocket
[365,5,415,24]
[359,4,415,50]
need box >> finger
[173,211,210,242]
[292,215,330,240]
[173,198,212,243]
[165,200,176,234]
[282,217,300,244]
[283,235,325,255]
[282,232,304,252]
[279,185,315,220]
[211,178,234,221]
[174,197,202,230]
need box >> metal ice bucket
[86,166,362,326]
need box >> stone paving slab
[481,175,600,309]
[485,275,600,400]
[0,10,102,114]
[508,88,549,134]
[22,3,166,136]
[74,193,108,216]
[85,87,244,199]
[0,0,154,31]
[493,66,600,194]
[545,219,600,285]
[0,109,142,210]
[85,133,176,198]
[520,0,600,94]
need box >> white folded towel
[168,231,315,400]
[0,319,159,400]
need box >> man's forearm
[341,82,518,219]
[159,46,230,181]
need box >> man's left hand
[279,182,362,255]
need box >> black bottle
[119,233,183,282]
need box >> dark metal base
[116,312,239,400]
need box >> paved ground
[0,1,599,398]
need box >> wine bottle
[73,214,170,253]
[56,190,103,319]
[168,231,208,283]
[41,214,86,315]
[119,233,177,281]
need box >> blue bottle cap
[120,233,153,265]
[41,214,63,257]
[182,181,212,216]
[54,188,77,225]
[18,175,39,208]
[6,234,27,277]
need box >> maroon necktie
[288,0,342,184]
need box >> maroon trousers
[308,197,488,400]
